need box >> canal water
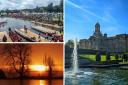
[0,17,57,42]
[65,68,128,85]
[0,17,35,32]
[0,79,63,85]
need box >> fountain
[72,39,78,75]
[65,39,95,78]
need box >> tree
[59,0,63,12]
[2,44,31,79]
[65,40,74,48]
[47,3,53,13]
[53,0,63,13]
[0,69,6,79]
[53,5,60,13]
[115,54,119,61]
[96,52,101,62]
[106,52,110,61]
[35,6,40,12]
[42,54,54,79]
[122,54,128,62]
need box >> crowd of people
[8,28,22,42]
[43,32,63,42]
[5,26,63,42]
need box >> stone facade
[79,22,128,52]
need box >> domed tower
[95,22,100,32]
[93,22,102,37]
[89,22,103,50]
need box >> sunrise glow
[30,65,47,72]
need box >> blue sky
[65,0,128,42]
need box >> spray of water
[72,39,78,74]
[66,39,96,78]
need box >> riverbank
[65,63,128,69]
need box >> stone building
[79,22,128,52]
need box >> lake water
[65,68,128,85]
[0,79,63,85]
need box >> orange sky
[0,44,63,71]
[31,44,63,71]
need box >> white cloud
[102,4,118,25]
[65,0,112,23]
[0,0,61,10]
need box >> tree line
[0,0,63,13]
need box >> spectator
[2,35,7,42]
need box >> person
[2,35,7,42]
[38,33,41,39]
[8,27,11,32]
[24,25,27,33]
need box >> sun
[30,65,47,72]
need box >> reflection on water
[0,17,34,32]
[65,68,128,85]
[0,79,63,85]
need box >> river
[0,79,63,85]
[0,17,34,32]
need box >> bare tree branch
[1,44,31,78]
[42,54,54,79]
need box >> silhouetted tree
[43,54,54,79]
[0,69,6,79]
[2,44,31,79]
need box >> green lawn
[79,54,96,61]
[79,54,122,62]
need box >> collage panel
[0,0,64,85]
[65,0,128,85]
[0,43,63,85]
[0,0,63,42]
[2,0,128,85]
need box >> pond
[65,68,128,85]
[0,79,63,85]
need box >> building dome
[93,22,102,37]
[95,22,100,31]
